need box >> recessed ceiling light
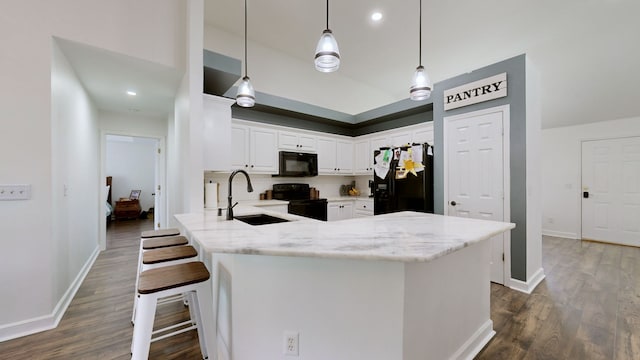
[126,90,137,96]
[371,12,383,21]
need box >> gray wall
[432,54,527,281]
[232,104,433,137]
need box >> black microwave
[277,151,318,177]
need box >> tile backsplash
[204,172,360,201]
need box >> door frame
[99,130,167,251]
[443,104,511,285]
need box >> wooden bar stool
[132,245,199,324]
[141,228,180,239]
[131,261,211,360]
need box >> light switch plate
[0,184,31,200]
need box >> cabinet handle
[363,205,367,208]
[251,165,254,168]
[245,164,248,168]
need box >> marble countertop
[175,206,514,263]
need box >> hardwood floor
[0,219,202,359]
[477,236,640,360]
[1,229,639,359]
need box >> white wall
[541,116,640,239]
[106,136,157,211]
[0,0,185,340]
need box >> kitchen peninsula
[175,206,514,360]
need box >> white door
[445,106,507,284]
[582,137,640,247]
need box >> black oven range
[271,183,327,221]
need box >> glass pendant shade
[236,76,255,107]
[410,65,431,101]
[314,29,340,72]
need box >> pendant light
[236,0,255,107]
[314,0,340,72]
[410,0,431,101]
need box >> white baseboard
[451,319,495,360]
[509,267,545,294]
[542,229,578,239]
[0,246,100,342]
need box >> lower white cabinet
[327,201,353,221]
[354,198,374,217]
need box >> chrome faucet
[227,169,254,220]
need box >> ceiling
[56,38,182,118]
[204,0,640,129]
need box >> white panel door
[582,137,640,247]
[446,108,505,284]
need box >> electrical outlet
[283,331,299,356]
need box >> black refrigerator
[373,143,434,215]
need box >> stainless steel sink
[234,214,290,226]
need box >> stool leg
[132,240,144,325]
[131,293,157,360]
[191,287,209,360]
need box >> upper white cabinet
[203,95,235,171]
[203,115,434,175]
[317,136,354,174]
[278,131,316,152]
[389,131,412,148]
[412,123,434,145]
[231,123,277,173]
[336,140,354,173]
[354,139,372,174]
[317,137,338,174]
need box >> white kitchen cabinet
[336,140,354,174]
[231,123,277,173]
[327,201,353,221]
[317,136,354,175]
[412,123,434,145]
[354,198,374,217]
[203,94,235,171]
[354,139,373,174]
[389,131,412,148]
[316,137,337,174]
[278,131,316,152]
[370,135,389,151]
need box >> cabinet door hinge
[502,253,505,262]
[157,148,161,154]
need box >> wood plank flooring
[0,219,202,359]
[477,236,640,360]
[1,227,639,359]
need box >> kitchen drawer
[355,199,374,214]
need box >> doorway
[444,105,510,285]
[100,133,166,250]
[581,136,640,247]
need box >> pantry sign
[444,72,507,111]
